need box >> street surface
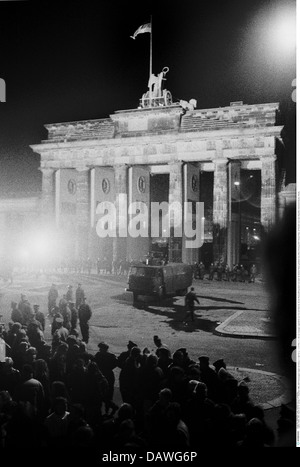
[0,271,281,377]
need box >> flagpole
[149,15,152,106]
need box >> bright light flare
[16,228,64,265]
[268,11,296,53]
[18,249,30,261]
[32,234,52,258]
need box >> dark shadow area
[195,294,245,305]
[140,303,220,333]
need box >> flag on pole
[130,23,151,40]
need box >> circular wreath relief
[191,174,198,192]
[67,179,77,195]
[102,178,110,194]
[137,176,146,193]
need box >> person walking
[184,287,199,323]
[78,297,92,344]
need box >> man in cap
[51,309,63,335]
[66,285,73,302]
[94,342,118,415]
[184,287,199,323]
[18,294,34,327]
[33,304,46,332]
[78,297,92,343]
[213,358,226,374]
[117,340,138,369]
[69,301,78,331]
[10,301,23,324]
[153,335,171,357]
[198,355,220,402]
[48,284,59,314]
[52,316,69,344]
[76,283,85,309]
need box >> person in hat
[75,283,85,309]
[183,287,199,323]
[51,310,64,335]
[18,294,34,326]
[94,342,118,415]
[153,335,171,357]
[198,356,220,402]
[78,297,92,344]
[27,319,45,351]
[52,317,69,345]
[213,359,226,374]
[14,363,46,418]
[69,302,78,331]
[66,285,73,302]
[10,301,23,324]
[119,346,142,407]
[117,340,138,369]
[33,304,46,332]
[59,294,68,314]
[48,284,59,314]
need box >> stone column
[168,162,183,263]
[40,168,55,225]
[113,165,128,264]
[260,155,277,232]
[213,158,228,263]
[227,161,241,268]
[76,167,90,260]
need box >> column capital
[260,154,277,163]
[39,167,55,174]
[114,164,128,175]
[114,164,129,174]
[75,166,90,173]
[168,161,182,173]
[213,157,228,166]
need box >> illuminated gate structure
[31,91,291,269]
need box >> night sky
[0,0,296,196]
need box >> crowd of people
[193,262,258,283]
[0,284,295,448]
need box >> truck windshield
[130,267,157,277]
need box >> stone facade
[31,101,284,267]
